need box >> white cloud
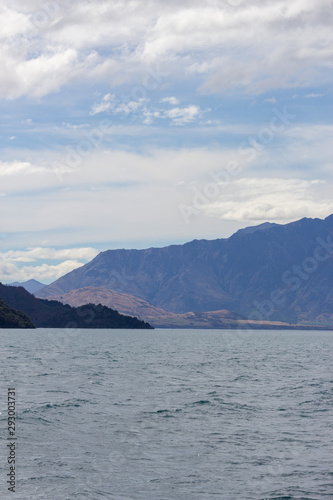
[0,260,85,284]
[199,178,333,222]
[0,147,256,252]
[0,247,98,263]
[90,94,204,125]
[90,94,148,116]
[142,109,161,124]
[115,99,148,115]
[1,0,332,99]
[305,93,324,98]
[90,93,115,115]
[0,45,79,99]
[0,4,30,38]
[163,105,202,125]
[278,124,333,175]
[161,96,180,105]
[0,147,249,195]
[1,143,332,256]
[0,161,46,176]
[0,246,99,284]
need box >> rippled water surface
[0,328,332,500]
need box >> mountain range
[37,286,311,329]
[36,215,333,327]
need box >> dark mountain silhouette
[0,297,35,329]
[0,283,153,329]
[36,215,333,326]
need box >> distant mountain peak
[9,279,46,294]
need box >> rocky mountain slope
[37,215,333,325]
[44,286,319,329]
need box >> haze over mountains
[36,215,333,327]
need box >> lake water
[0,328,332,500]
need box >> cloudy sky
[1,0,332,283]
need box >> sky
[0,0,332,284]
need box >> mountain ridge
[0,283,153,329]
[36,215,333,325]
[45,286,332,330]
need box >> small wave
[192,400,211,405]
